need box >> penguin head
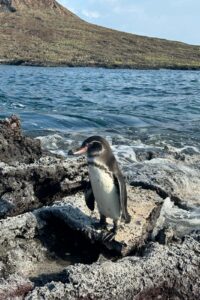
[72,136,111,158]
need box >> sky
[58,0,200,46]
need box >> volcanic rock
[25,234,200,300]
[0,116,199,299]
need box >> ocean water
[0,65,200,151]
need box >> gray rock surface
[0,189,162,279]
[0,156,87,218]
[125,155,200,208]
[25,234,200,300]
[0,275,33,300]
[1,204,199,299]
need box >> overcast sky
[58,0,200,46]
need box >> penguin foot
[102,221,118,242]
[102,229,116,242]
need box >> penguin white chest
[88,164,120,220]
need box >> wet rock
[0,115,88,219]
[25,234,200,300]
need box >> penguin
[71,136,131,236]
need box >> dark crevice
[171,196,192,211]
[0,187,13,198]
[130,181,169,199]
[38,212,118,261]
[36,215,100,262]
[34,178,61,204]
[130,181,191,211]
[32,173,87,205]
[30,270,69,287]
[29,213,118,287]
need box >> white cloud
[113,4,145,17]
[81,9,101,19]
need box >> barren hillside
[0,0,200,68]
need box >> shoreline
[1,60,200,70]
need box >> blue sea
[0,65,200,152]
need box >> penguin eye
[92,141,102,151]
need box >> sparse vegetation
[0,0,200,69]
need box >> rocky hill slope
[0,0,200,68]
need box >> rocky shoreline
[0,116,199,299]
[1,60,200,70]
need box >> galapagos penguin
[72,136,131,235]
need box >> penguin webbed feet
[102,220,118,242]
[93,217,118,242]
[102,231,115,242]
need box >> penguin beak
[71,145,88,155]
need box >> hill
[0,0,200,69]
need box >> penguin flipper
[114,174,131,223]
[84,181,95,211]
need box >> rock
[0,202,106,280]
[0,188,162,279]
[0,210,80,280]
[125,156,200,208]
[0,116,88,218]
[0,115,199,299]
[152,197,200,243]
[0,156,87,218]
[41,186,162,256]
[0,275,33,300]
[0,212,46,277]
[0,115,42,164]
[1,199,199,300]
[134,147,167,162]
[25,234,200,300]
